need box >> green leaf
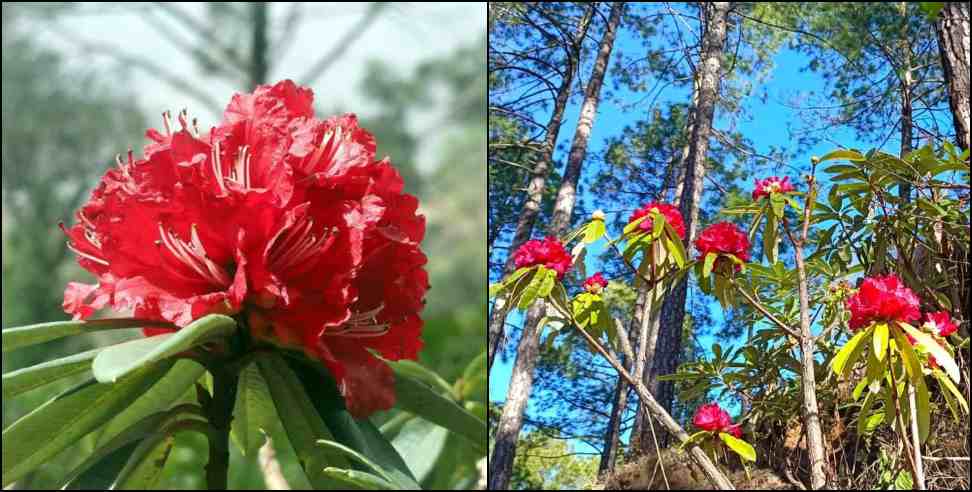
[459,351,487,401]
[536,267,557,298]
[831,327,872,377]
[770,193,785,218]
[2,363,172,486]
[899,322,960,383]
[321,468,396,490]
[386,360,454,397]
[285,356,420,489]
[914,379,930,444]
[231,361,277,456]
[516,266,549,310]
[663,222,687,268]
[584,220,606,243]
[623,215,649,236]
[873,323,889,361]
[112,433,174,489]
[62,410,178,489]
[2,318,167,353]
[702,252,717,279]
[2,346,104,398]
[817,149,867,163]
[935,370,969,415]
[256,354,347,490]
[316,440,405,488]
[489,267,533,299]
[391,367,486,455]
[391,418,449,483]
[763,210,778,264]
[94,360,205,448]
[718,432,756,462]
[92,314,236,383]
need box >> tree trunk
[249,2,269,88]
[487,5,594,372]
[639,1,732,452]
[488,5,622,489]
[898,1,913,200]
[936,2,971,151]
[599,354,631,475]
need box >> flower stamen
[157,223,231,287]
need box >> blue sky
[489,8,903,458]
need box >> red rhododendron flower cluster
[751,176,796,201]
[694,222,751,268]
[692,402,742,437]
[845,274,920,330]
[61,80,428,417]
[925,311,957,337]
[512,236,573,279]
[628,202,686,239]
[583,272,609,294]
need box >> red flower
[61,80,428,418]
[725,424,743,439]
[694,222,751,269]
[752,176,796,201]
[628,202,686,239]
[925,311,957,337]
[512,236,573,279]
[583,272,609,294]
[845,274,920,330]
[692,403,734,433]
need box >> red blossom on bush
[845,274,920,330]
[692,402,734,433]
[583,272,609,294]
[512,236,573,279]
[752,176,796,200]
[694,222,751,268]
[925,311,957,337]
[628,202,686,239]
[725,424,743,439]
[60,80,428,417]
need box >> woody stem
[205,364,239,490]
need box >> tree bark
[487,5,594,372]
[935,2,971,151]
[488,5,622,489]
[639,1,732,452]
[598,353,632,475]
[898,2,913,200]
[249,2,269,88]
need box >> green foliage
[509,431,599,490]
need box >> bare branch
[300,3,387,85]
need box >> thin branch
[300,3,387,85]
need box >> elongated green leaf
[516,267,549,310]
[817,149,866,163]
[899,322,960,383]
[718,432,756,462]
[231,361,277,456]
[914,380,930,444]
[2,318,166,353]
[62,409,186,489]
[63,440,142,490]
[94,360,205,448]
[763,211,778,264]
[459,351,487,401]
[93,315,236,383]
[623,215,648,235]
[489,267,532,299]
[935,370,969,415]
[537,267,556,298]
[3,346,104,398]
[873,323,889,361]
[831,327,872,377]
[257,354,347,490]
[113,433,174,490]
[702,252,717,279]
[857,391,877,436]
[663,223,687,269]
[391,367,486,455]
[391,418,449,483]
[385,360,453,398]
[321,468,395,490]
[583,220,606,243]
[285,356,419,489]
[316,440,400,486]
[2,362,172,486]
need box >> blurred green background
[1,2,485,489]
